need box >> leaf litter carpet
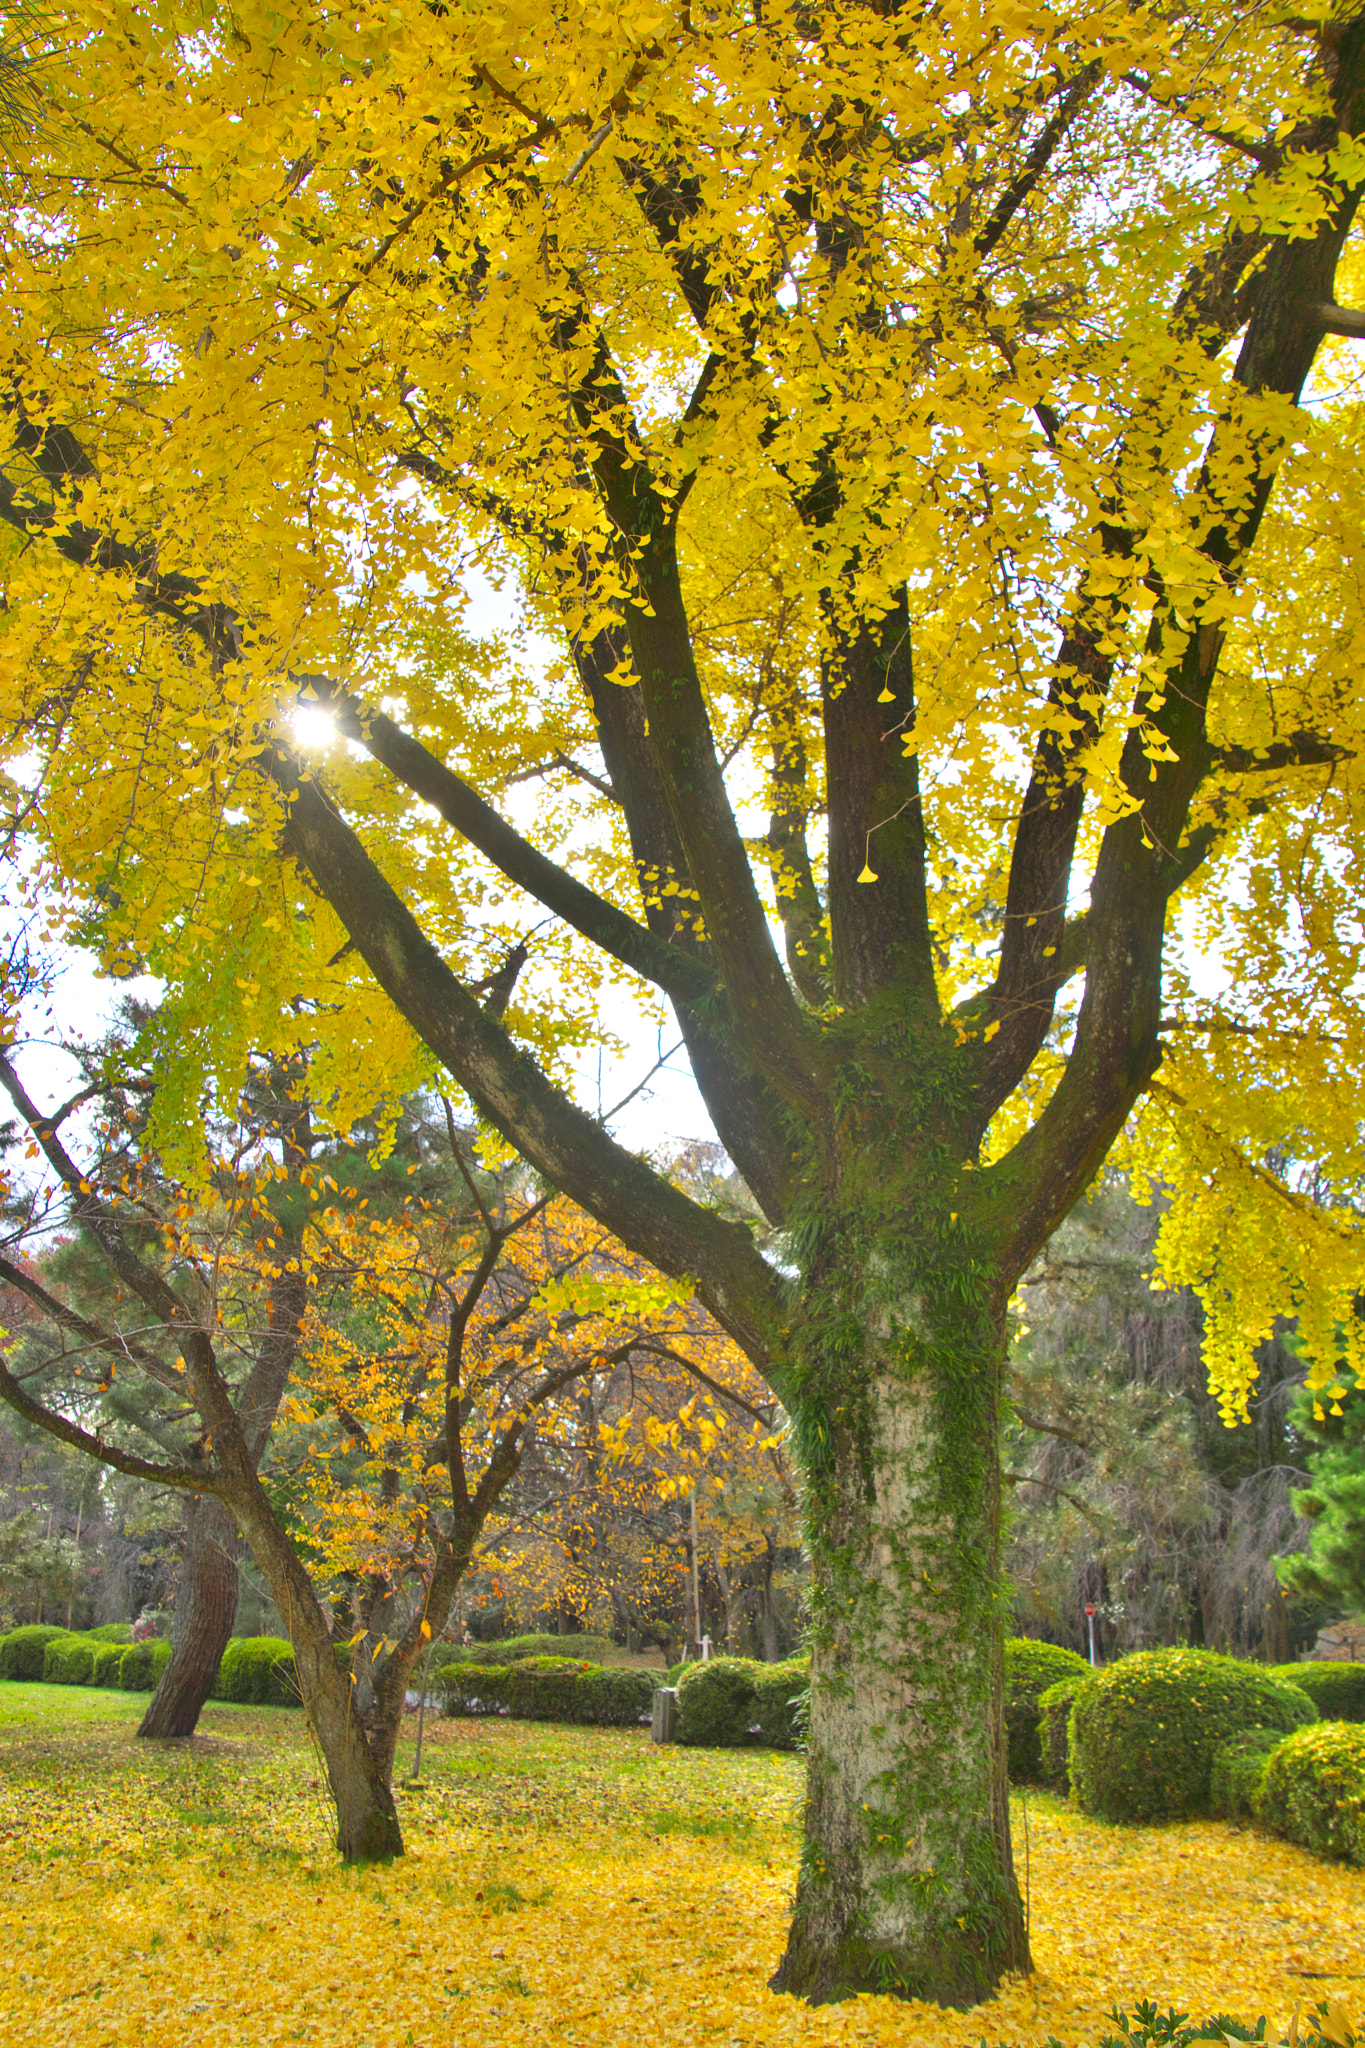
[0,1693,1361,2047]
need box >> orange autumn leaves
[275,1182,784,1597]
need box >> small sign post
[1084,1602,1097,1667]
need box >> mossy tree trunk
[771,1217,1024,2003]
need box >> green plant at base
[1070,1648,1316,1823]
[1209,1728,1287,1819]
[1038,1673,1094,1793]
[1005,1639,1091,1782]
[0,1625,75,1680]
[1263,1662,1365,1724]
[1254,1721,1365,1866]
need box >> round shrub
[215,1637,300,1706]
[1255,1721,1365,1865]
[0,1626,76,1680]
[1264,1662,1365,1724]
[1037,1672,1094,1792]
[1210,1727,1287,1819]
[93,1642,128,1687]
[751,1656,810,1751]
[675,1656,761,1747]
[86,1623,133,1645]
[118,1640,172,1691]
[1070,1648,1317,1823]
[43,1637,97,1685]
[1005,1639,1091,1782]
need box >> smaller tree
[1278,1376,1365,1619]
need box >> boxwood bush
[1005,1639,1091,1782]
[1070,1648,1316,1823]
[675,1656,762,1746]
[438,1662,515,1716]
[117,1640,172,1691]
[214,1636,299,1706]
[751,1655,810,1750]
[93,1642,128,1687]
[43,1637,97,1685]
[1038,1672,1094,1792]
[438,1658,653,1725]
[86,1623,133,1645]
[565,1665,655,1726]
[1263,1662,1365,1724]
[439,1632,614,1666]
[0,1625,75,1680]
[1255,1721,1365,1865]
[1210,1727,1287,1819]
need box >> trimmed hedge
[437,1657,654,1726]
[93,1643,128,1687]
[751,1655,810,1751]
[1005,1639,1091,1782]
[214,1636,300,1707]
[0,1626,76,1680]
[1038,1673,1094,1792]
[1210,1727,1286,1819]
[86,1623,133,1644]
[1255,1720,1365,1865]
[1264,1661,1365,1724]
[118,1640,172,1691]
[1071,1648,1316,1823]
[438,1662,514,1716]
[675,1656,762,1747]
[440,1632,615,1667]
[43,1637,97,1685]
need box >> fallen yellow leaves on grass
[0,1698,1362,2048]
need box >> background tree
[1278,1373,1365,1619]
[4,0,1365,2002]
[1007,1180,1319,1662]
[493,1311,800,1659]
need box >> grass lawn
[1,1685,1362,2047]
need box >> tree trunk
[760,1535,780,1663]
[771,1252,1027,2006]
[218,1464,404,1861]
[138,1493,238,1739]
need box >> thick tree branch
[0,1353,215,1492]
[270,760,785,1365]
[310,685,718,1011]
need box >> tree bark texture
[771,1241,1025,2004]
[137,1492,239,1739]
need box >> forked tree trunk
[771,1248,1027,2005]
[138,1493,238,1739]
[221,1467,404,1862]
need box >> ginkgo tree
[4,0,1365,2005]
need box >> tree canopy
[3,0,1365,2005]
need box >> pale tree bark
[771,1271,1022,2001]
